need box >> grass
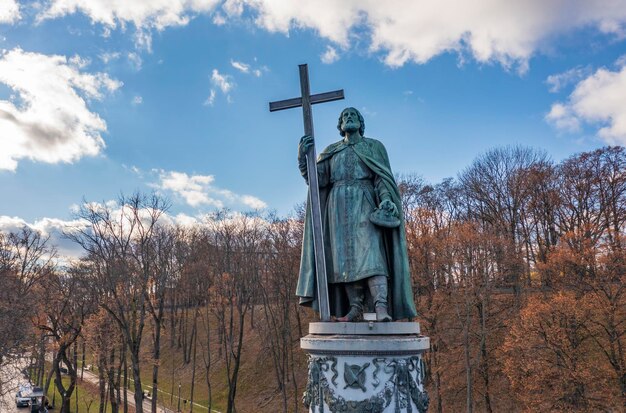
[33,364,134,413]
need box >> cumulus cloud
[229,0,626,70]
[69,54,91,69]
[0,215,89,259]
[36,1,626,70]
[321,45,339,64]
[38,0,220,49]
[0,48,121,171]
[546,103,580,133]
[546,58,626,144]
[0,0,20,24]
[154,170,267,209]
[546,66,591,93]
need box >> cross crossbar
[269,89,344,112]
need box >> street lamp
[177,383,181,412]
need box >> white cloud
[0,0,20,24]
[231,59,264,76]
[231,59,250,73]
[38,0,220,48]
[320,45,339,64]
[0,215,89,259]
[213,12,226,25]
[34,1,626,71]
[127,52,143,71]
[545,103,580,133]
[0,48,121,171]
[240,195,267,209]
[207,69,235,104]
[204,89,216,106]
[231,0,626,70]
[69,54,91,69]
[546,58,626,144]
[132,95,143,105]
[211,68,234,93]
[546,66,590,93]
[154,170,267,209]
[99,51,121,64]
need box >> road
[2,355,220,413]
[0,357,29,413]
[0,356,179,413]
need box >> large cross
[269,64,344,322]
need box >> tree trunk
[130,351,144,413]
[478,300,493,413]
[226,310,246,413]
[123,349,128,413]
[190,315,198,412]
[98,356,106,413]
[464,321,473,413]
[151,316,162,413]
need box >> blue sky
[1,0,626,255]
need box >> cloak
[295,137,418,320]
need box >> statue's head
[337,107,365,137]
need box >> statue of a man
[296,107,417,322]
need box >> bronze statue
[296,107,417,322]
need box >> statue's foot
[375,306,392,322]
[337,307,363,322]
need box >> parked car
[15,387,31,408]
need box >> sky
[1,0,626,257]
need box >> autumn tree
[256,214,304,412]
[206,211,263,413]
[35,263,95,413]
[503,292,611,412]
[67,193,169,413]
[459,146,551,292]
[0,227,56,402]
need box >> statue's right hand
[298,135,314,161]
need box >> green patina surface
[296,108,417,320]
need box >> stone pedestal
[301,320,430,413]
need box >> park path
[79,368,175,413]
[79,368,221,413]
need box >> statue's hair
[337,107,365,137]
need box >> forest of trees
[0,145,624,413]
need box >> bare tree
[459,146,550,292]
[0,227,56,402]
[67,193,169,413]
[207,211,263,413]
[256,214,303,412]
[35,264,94,413]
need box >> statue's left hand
[379,199,398,217]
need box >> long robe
[296,136,418,320]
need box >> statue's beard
[342,124,359,134]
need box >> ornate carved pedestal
[301,321,430,413]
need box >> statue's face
[340,109,361,134]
